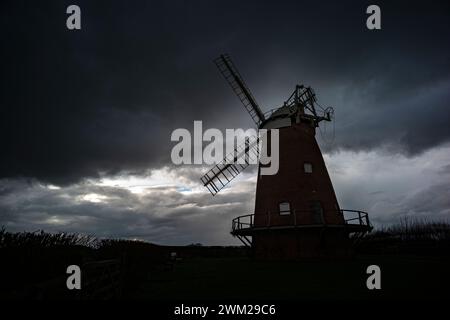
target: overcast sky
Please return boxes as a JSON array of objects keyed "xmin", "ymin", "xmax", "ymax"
[{"xmin": 1, "ymin": 0, "xmax": 449, "ymax": 245}]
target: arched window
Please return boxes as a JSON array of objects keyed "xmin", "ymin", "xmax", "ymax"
[{"xmin": 279, "ymin": 202, "xmax": 291, "ymax": 215}]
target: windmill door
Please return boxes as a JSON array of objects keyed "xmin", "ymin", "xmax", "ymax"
[{"xmin": 310, "ymin": 201, "xmax": 324, "ymax": 224}]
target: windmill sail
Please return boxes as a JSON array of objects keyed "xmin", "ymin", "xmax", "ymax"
[
  {"xmin": 214, "ymin": 54, "xmax": 265, "ymax": 127},
  {"xmin": 201, "ymin": 136, "xmax": 260, "ymax": 196}
]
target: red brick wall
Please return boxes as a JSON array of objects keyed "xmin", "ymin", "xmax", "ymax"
[
  {"xmin": 253, "ymin": 228, "xmax": 352, "ymax": 259},
  {"xmin": 254, "ymin": 121, "xmax": 343, "ymax": 227}
]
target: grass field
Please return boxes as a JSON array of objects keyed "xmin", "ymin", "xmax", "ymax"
[
  {"xmin": 132, "ymin": 255, "xmax": 450, "ymax": 300},
  {"xmin": 1, "ymin": 221, "xmax": 449, "ymax": 300}
]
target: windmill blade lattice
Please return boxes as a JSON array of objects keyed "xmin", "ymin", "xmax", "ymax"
[
  {"xmin": 201, "ymin": 136, "xmax": 260, "ymax": 196},
  {"xmin": 214, "ymin": 54, "xmax": 265, "ymax": 127}
]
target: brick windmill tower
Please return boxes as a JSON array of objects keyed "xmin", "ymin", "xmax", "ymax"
[{"xmin": 201, "ymin": 54, "xmax": 372, "ymax": 259}]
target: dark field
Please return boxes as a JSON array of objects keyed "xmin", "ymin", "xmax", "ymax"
[
  {"xmin": 1, "ymin": 220, "xmax": 450, "ymax": 300},
  {"xmin": 132, "ymin": 255, "xmax": 450, "ymax": 301}
]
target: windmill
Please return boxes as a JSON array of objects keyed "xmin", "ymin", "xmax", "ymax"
[{"xmin": 201, "ymin": 54, "xmax": 372, "ymax": 259}]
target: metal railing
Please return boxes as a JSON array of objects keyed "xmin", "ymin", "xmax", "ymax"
[
  {"xmin": 231, "ymin": 209, "xmax": 371, "ymax": 233},
  {"xmin": 342, "ymin": 209, "xmax": 371, "ymax": 228},
  {"xmin": 232, "ymin": 213, "xmax": 254, "ymax": 232}
]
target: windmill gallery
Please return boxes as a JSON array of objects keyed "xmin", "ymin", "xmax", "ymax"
[{"xmin": 179, "ymin": 54, "xmax": 373, "ymax": 259}]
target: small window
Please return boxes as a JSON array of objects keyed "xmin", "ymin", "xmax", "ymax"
[
  {"xmin": 279, "ymin": 202, "xmax": 291, "ymax": 215},
  {"xmin": 304, "ymin": 162, "xmax": 313, "ymax": 173}
]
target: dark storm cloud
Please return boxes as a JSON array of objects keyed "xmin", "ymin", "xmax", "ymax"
[
  {"xmin": 370, "ymin": 180, "xmax": 450, "ymax": 224},
  {"xmin": 1, "ymin": 0, "xmax": 450, "ymax": 185}
]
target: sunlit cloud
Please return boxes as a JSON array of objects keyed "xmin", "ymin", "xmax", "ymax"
[
  {"xmin": 80, "ymin": 193, "xmax": 110, "ymax": 203},
  {"xmin": 46, "ymin": 185, "xmax": 61, "ymax": 190}
]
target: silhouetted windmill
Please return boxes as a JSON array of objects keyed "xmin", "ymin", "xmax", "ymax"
[{"xmin": 201, "ymin": 54, "xmax": 372, "ymax": 259}]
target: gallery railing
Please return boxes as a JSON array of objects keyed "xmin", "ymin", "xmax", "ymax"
[{"xmin": 231, "ymin": 210, "xmax": 371, "ymax": 233}]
